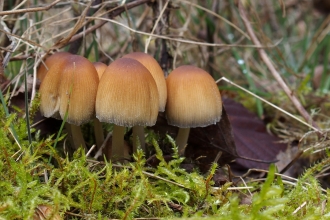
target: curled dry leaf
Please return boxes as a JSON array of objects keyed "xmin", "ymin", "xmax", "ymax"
[
  {"xmin": 33, "ymin": 205, "xmax": 61, "ymax": 220},
  {"xmin": 223, "ymin": 98, "xmax": 288, "ymax": 170}
]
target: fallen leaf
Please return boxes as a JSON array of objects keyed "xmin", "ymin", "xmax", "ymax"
[
  {"xmin": 152, "ymin": 104, "xmax": 238, "ymax": 172},
  {"xmin": 33, "ymin": 205, "xmax": 61, "ymax": 220},
  {"xmin": 223, "ymin": 98, "xmax": 288, "ymax": 170}
]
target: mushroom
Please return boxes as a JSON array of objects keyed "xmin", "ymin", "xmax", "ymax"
[
  {"xmin": 166, "ymin": 65, "xmax": 222, "ymax": 155},
  {"xmin": 37, "ymin": 51, "xmax": 72, "ymax": 82},
  {"xmin": 92, "ymin": 62, "xmax": 107, "ymax": 150},
  {"xmin": 96, "ymin": 57, "xmax": 159, "ymax": 160},
  {"xmin": 123, "ymin": 52, "xmax": 167, "ymax": 152},
  {"xmin": 39, "ymin": 55, "xmax": 99, "ymax": 151},
  {"xmin": 123, "ymin": 52, "xmax": 167, "ymax": 111}
]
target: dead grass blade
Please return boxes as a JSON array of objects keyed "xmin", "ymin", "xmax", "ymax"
[
  {"xmin": 88, "ymin": 16, "xmax": 280, "ymax": 49},
  {"xmin": 176, "ymin": 0, "xmax": 251, "ymax": 40},
  {"xmin": 237, "ymin": 1, "xmax": 321, "ymax": 134}
]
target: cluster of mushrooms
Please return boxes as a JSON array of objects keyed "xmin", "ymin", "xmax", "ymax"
[{"xmin": 37, "ymin": 51, "xmax": 222, "ymax": 162}]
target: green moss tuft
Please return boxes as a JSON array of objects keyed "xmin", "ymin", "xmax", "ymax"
[{"xmin": 0, "ymin": 98, "xmax": 330, "ymax": 219}]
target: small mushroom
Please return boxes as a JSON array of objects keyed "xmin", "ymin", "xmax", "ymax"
[
  {"xmin": 37, "ymin": 51, "xmax": 72, "ymax": 82},
  {"xmin": 123, "ymin": 52, "xmax": 167, "ymax": 153},
  {"xmin": 123, "ymin": 52, "xmax": 167, "ymax": 111},
  {"xmin": 166, "ymin": 65, "xmax": 222, "ymax": 155},
  {"xmin": 96, "ymin": 57, "xmax": 159, "ymax": 161},
  {"xmin": 92, "ymin": 62, "xmax": 108, "ymax": 150},
  {"xmin": 39, "ymin": 55, "xmax": 99, "ymax": 151}
]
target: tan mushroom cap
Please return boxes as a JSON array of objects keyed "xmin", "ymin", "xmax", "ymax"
[
  {"xmin": 123, "ymin": 52, "xmax": 167, "ymax": 112},
  {"xmin": 96, "ymin": 57, "xmax": 159, "ymax": 127},
  {"xmin": 93, "ymin": 62, "xmax": 107, "ymax": 79},
  {"xmin": 37, "ymin": 52, "xmax": 72, "ymax": 82},
  {"xmin": 166, "ymin": 65, "xmax": 222, "ymax": 128},
  {"xmin": 39, "ymin": 57, "xmax": 67, "ymax": 119},
  {"xmin": 39, "ymin": 55, "xmax": 99, "ymax": 125}
]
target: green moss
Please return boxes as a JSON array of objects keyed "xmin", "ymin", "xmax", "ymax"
[{"xmin": 0, "ymin": 98, "xmax": 330, "ymax": 219}]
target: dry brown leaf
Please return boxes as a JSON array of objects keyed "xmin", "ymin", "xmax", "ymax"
[
  {"xmin": 223, "ymin": 98, "xmax": 288, "ymax": 170},
  {"xmin": 33, "ymin": 205, "xmax": 61, "ymax": 220}
]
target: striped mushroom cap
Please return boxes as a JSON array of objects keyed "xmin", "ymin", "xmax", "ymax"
[
  {"xmin": 39, "ymin": 55, "xmax": 99, "ymax": 125},
  {"xmin": 96, "ymin": 57, "xmax": 159, "ymax": 127},
  {"xmin": 166, "ymin": 65, "xmax": 222, "ymax": 128},
  {"xmin": 37, "ymin": 52, "xmax": 72, "ymax": 82},
  {"xmin": 123, "ymin": 52, "xmax": 167, "ymax": 112}
]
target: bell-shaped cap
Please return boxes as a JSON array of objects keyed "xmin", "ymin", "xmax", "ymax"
[
  {"xmin": 166, "ymin": 65, "xmax": 222, "ymax": 128},
  {"xmin": 39, "ymin": 55, "xmax": 99, "ymax": 126},
  {"xmin": 123, "ymin": 52, "xmax": 167, "ymax": 112},
  {"xmin": 96, "ymin": 57, "xmax": 159, "ymax": 127},
  {"xmin": 37, "ymin": 52, "xmax": 72, "ymax": 82}
]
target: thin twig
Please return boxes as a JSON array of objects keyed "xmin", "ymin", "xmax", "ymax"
[
  {"xmin": 86, "ymin": 145, "xmax": 96, "ymax": 157},
  {"xmin": 145, "ymin": 0, "xmax": 170, "ymax": 53},
  {"xmin": 67, "ymin": 0, "xmax": 152, "ymax": 46},
  {"xmin": 237, "ymin": 1, "xmax": 320, "ymax": 133},
  {"xmin": 172, "ymin": 6, "xmax": 191, "ymax": 69},
  {"xmin": 176, "ymin": 0, "xmax": 251, "ymax": 40},
  {"xmin": 0, "ymin": 0, "xmax": 62, "ymax": 16},
  {"xmin": 216, "ymin": 77, "xmax": 319, "ymax": 132},
  {"xmin": 0, "ymin": 29, "xmax": 46, "ymax": 50},
  {"xmin": 88, "ymin": 16, "xmax": 281, "ymax": 49},
  {"xmin": 292, "ymin": 201, "xmax": 307, "ymax": 214},
  {"xmin": 93, "ymin": 131, "xmax": 112, "ymax": 159}
]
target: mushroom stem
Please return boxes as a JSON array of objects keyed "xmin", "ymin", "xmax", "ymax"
[
  {"xmin": 65, "ymin": 123, "xmax": 87, "ymax": 151},
  {"xmin": 93, "ymin": 118, "xmax": 104, "ymax": 150},
  {"xmin": 175, "ymin": 127, "xmax": 190, "ymax": 156},
  {"xmin": 111, "ymin": 125, "xmax": 126, "ymax": 160},
  {"xmin": 132, "ymin": 125, "xmax": 145, "ymax": 154}
]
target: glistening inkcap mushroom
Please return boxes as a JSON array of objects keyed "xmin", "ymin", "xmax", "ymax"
[
  {"xmin": 96, "ymin": 57, "xmax": 159, "ymax": 161},
  {"xmin": 123, "ymin": 52, "xmax": 167, "ymax": 111},
  {"xmin": 92, "ymin": 62, "xmax": 108, "ymax": 150},
  {"xmin": 123, "ymin": 52, "xmax": 167, "ymax": 152},
  {"xmin": 37, "ymin": 51, "xmax": 72, "ymax": 82},
  {"xmin": 166, "ymin": 65, "xmax": 222, "ymax": 155},
  {"xmin": 39, "ymin": 54, "xmax": 99, "ymax": 150}
]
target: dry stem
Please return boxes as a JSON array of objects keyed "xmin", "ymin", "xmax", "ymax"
[
  {"xmin": 237, "ymin": 1, "xmax": 321, "ymax": 133},
  {"xmin": 0, "ymin": 0, "xmax": 62, "ymax": 16}
]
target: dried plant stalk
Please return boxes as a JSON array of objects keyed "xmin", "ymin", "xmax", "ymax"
[{"xmin": 237, "ymin": 1, "xmax": 321, "ymax": 134}]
